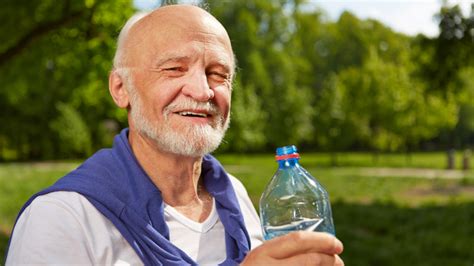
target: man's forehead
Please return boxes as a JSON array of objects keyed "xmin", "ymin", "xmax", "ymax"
[
  {"xmin": 123, "ymin": 6, "xmax": 234, "ymax": 68},
  {"xmin": 151, "ymin": 43, "xmax": 233, "ymax": 70},
  {"xmin": 129, "ymin": 5, "xmax": 229, "ymax": 42}
]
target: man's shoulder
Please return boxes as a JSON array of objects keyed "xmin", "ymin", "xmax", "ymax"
[
  {"xmin": 8, "ymin": 192, "xmax": 141, "ymax": 265},
  {"xmin": 26, "ymin": 191, "xmax": 101, "ymax": 220},
  {"xmin": 49, "ymin": 147, "xmax": 125, "ymax": 195},
  {"xmin": 31, "ymin": 191, "xmax": 92, "ymax": 207},
  {"xmin": 18, "ymin": 191, "xmax": 122, "ymax": 245}
]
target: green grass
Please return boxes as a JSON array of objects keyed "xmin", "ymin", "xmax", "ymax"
[
  {"xmin": 332, "ymin": 201, "xmax": 474, "ymax": 266},
  {"xmin": 218, "ymin": 153, "xmax": 474, "ymax": 265},
  {"xmin": 217, "ymin": 151, "xmax": 473, "ymax": 169},
  {"xmin": 0, "ymin": 162, "xmax": 81, "ymax": 262},
  {"xmin": 216, "ymin": 153, "xmax": 474, "ymax": 207},
  {"xmin": 1, "ymin": 153, "xmax": 474, "ymax": 265}
]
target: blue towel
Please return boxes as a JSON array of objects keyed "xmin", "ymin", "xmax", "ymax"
[{"xmin": 10, "ymin": 128, "xmax": 250, "ymax": 265}]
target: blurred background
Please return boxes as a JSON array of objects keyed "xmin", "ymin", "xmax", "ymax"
[{"xmin": 0, "ymin": 0, "xmax": 473, "ymax": 265}]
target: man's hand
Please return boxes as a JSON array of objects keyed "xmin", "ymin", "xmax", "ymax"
[{"xmin": 242, "ymin": 231, "xmax": 344, "ymax": 265}]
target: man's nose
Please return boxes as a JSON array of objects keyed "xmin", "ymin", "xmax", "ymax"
[{"xmin": 181, "ymin": 70, "xmax": 215, "ymax": 102}]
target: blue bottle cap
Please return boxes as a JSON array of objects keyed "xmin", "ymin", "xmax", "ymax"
[{"xmin": 276, "ymin": 145, "xmax": 298, "ymax": 156}]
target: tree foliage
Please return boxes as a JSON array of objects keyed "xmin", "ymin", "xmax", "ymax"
[
  {"xmin": 0, "ymin": 0, "xmax": 473, "ymax": 160},
  {"xmin": 0, "ymin": 0, "xmax": 134, "ymax": 160}
]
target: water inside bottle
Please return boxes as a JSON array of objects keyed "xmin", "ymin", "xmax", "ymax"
[{"xmin": 263, "ymin": 218, "xmax": 324, "ymax": 240}]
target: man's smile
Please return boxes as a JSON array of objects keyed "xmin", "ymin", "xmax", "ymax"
[{"xmin": 176, "ymin": 110, "xmax": 210, "ymax": 118}]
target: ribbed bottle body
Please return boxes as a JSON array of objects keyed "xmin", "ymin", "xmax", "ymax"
[{"xmin": 259, "ymin": 146, "xmax": 335, "ymax": 240}]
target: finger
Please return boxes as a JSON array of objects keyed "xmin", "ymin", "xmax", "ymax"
[
  {"xmin": 335, "ymin": 255, "xmax": 344, "ymax": 266},
  {"xmin": 279, "ymin": 253, "xmax": 341, "ymax": 266},
  {"xmin": 263, "ymin": 231, "xmax": 343, "ymax": 259}
]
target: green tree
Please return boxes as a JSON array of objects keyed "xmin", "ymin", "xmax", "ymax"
[
  {"xmin": 209, "ymin": 0, "xmax": 313, "ymax": 151},
  {"xmin": 293, "ymin": 6, "xmax": 414, "ymax": 156},
  {"xmin": 452, "ymin": 67, "xmax": 474, "ymax": 148},
  {"xmin": 417, "ymin": 4, "xmax": 474, "ymax": 95},
  {"xmin": 220, "ymin": 78, "xmax": 267, "ymax": 152},
  {"xmin": 0, "ymin": 0, "xmax": 134, "ymax": 160},
  {"xmin": 50, "ymin": 102, "xmax": 92, "ymax": 157},
  {"xmin": 332, "ymin": 48, "xmax": 457, "ymax": 155},
  {"xmin": 414, "ymin": 3, "xmax": 474, "ymax": 149}
]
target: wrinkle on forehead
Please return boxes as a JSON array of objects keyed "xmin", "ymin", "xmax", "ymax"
[{"xmin": 121, "ymin": 5, "xmax": 234, "ymax": 68}]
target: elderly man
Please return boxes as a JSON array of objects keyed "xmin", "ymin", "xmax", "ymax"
[{"xmin": 6, "ymin": 5, "xmax": 343, "ymax": 265}]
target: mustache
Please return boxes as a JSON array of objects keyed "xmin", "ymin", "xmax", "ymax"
[{"xmin": 164, "ymin": 98, "xmax": 221, "ymax": 116}]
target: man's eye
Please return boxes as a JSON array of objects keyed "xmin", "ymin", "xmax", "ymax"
[
  {"xmin": 208, "ymin": 72, "xmax": 229, "ymax": 80},
  {"xmin": 160, "ymin": 67, "xmax": 186, "ymax": 77},
  {"xmin": 164, "ymin": 67, "xmax": 183, "ymax": 71}
]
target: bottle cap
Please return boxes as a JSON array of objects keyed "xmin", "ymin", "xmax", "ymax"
[{"xmin": 275, "ymin": 145, "xmax": 300, "ymax": 160}]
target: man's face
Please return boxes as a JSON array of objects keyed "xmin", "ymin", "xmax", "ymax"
[{"xmin": 121, "ymin": 7, "xmax": 233, "ymax": 157}]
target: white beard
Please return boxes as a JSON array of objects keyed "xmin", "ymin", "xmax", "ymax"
[{"xmin": 123, "ymin": 70, "xmax": 229, "ymax": 157}]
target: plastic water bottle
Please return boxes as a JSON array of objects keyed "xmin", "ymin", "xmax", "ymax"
[{"xmin": 259, "ymin": 145, "xmax": 335, "ymax": 240}]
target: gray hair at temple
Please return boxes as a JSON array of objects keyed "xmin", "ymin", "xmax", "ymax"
[{"xmin": 112, "ymin": 11, "xmax": 151, "ymax": 69}]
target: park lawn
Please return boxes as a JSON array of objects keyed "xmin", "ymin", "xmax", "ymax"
[
  {"xmin": 0, "ymin": 162, "xmax": 80, "ymax": 232},
  {"xmin": 216, "ymin": 153, "xmax": 474, "ymax": 207},
  {"xmin": 216, "ymin": 153, "xmax": 474, "ymax": 265},
  {"xmin": 1, "ymin": 152, "xmax": 473, "ymax": 264},
  {"xmin": 217, "ymin": 151, "xmax": 473, "ymax": 169}
]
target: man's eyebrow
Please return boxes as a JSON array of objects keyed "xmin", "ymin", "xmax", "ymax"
[
  {"xmin": 209, "ymin": 56, "xmax": 233, "ymax": 72},
  {"xmin": 152, "ymin": 55, "xmax": 190, "ymax": 68},
  {"xmin": 151, "ymin": 54, "xmax": 234, "ymax": 74},
  {"xmin": 208, "ymin": 62, "xmax": 232, "ymax": 76}
]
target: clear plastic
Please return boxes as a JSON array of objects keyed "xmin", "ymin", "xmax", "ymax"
[{"xmin": 259, "ymin": 145, "xmax": 335, "ymax": 240}]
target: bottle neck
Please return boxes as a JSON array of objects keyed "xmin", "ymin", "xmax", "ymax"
[{"xmin": 277, "ymin": 158, "xmax": 300, "ymax": 169}]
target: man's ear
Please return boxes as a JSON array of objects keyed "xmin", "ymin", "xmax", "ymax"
[{"xmin": 109, "ymin": 71, "xmax": 130, "ymax": 108}]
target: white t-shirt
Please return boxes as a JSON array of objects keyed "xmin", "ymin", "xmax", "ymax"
[{"xmin": 6, "ymin": 175, "xmax": 263, "ymax": 265}]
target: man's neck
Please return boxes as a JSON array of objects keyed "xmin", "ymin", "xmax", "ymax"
[{"xmin": 128, "ymin": 130, "xmax": 213, "ymax": 222}]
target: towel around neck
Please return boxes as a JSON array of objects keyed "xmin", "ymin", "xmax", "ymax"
[{"xmin": 11, "ymin": 128, "xmax": 251, "ymax": 265}]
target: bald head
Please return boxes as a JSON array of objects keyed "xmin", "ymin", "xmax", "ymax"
[{"xmin": 113, "ymin": 5, "xmax": 234, "ymax": 71}]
